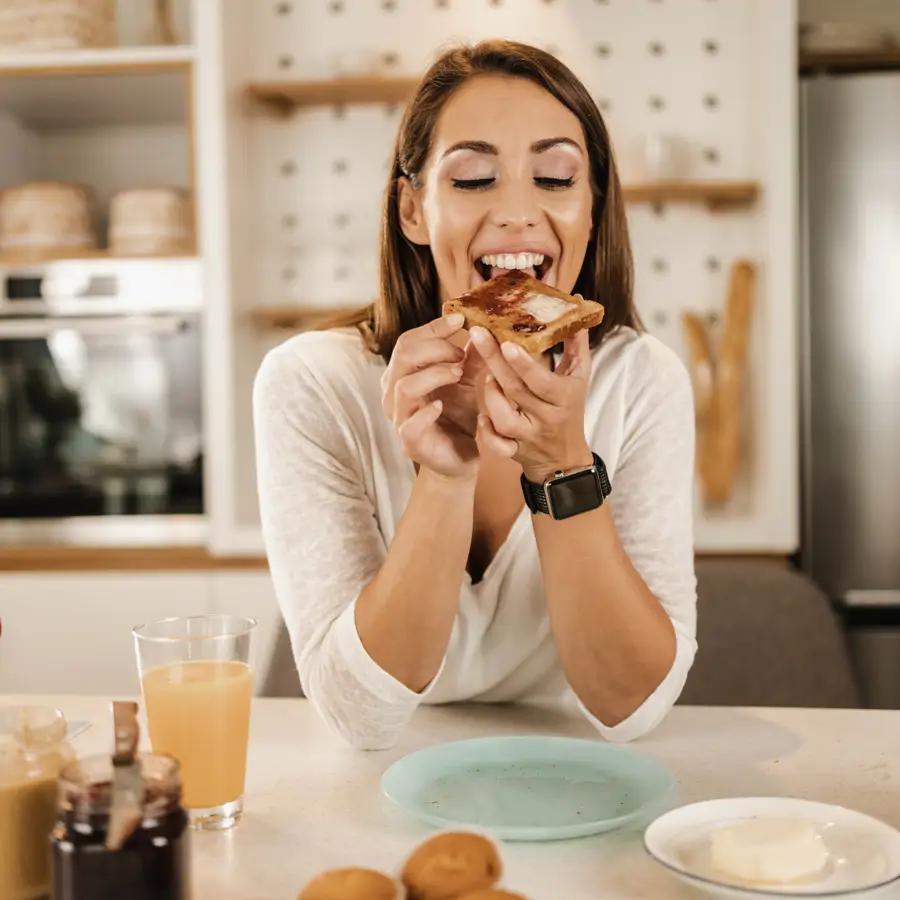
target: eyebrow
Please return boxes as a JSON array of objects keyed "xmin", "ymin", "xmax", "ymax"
[{"xmin": 441, "ymin": 137, "xmax": 582, "ymax": 159}]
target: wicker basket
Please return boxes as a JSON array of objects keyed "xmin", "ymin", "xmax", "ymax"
[
  {"xmin": 0, "ymin": 181, "xmax": 98, "ymax": 261},
  {"xmin": 0, "ymin": 0, "xmax": 117, "ymax": 51},
  {"xmin": 108, "ymin": 187, "xmax": 194, "ymax": 257}
]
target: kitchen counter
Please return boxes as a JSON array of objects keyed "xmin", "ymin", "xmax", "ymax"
[{"xmin": 17, "ymin": 695, "xmax": 898, "ymax": 900}]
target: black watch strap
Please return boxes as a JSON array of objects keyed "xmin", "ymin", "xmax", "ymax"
[{"xmin": 521, "ymin": 452, "xmax": 611, "ymax": 516}]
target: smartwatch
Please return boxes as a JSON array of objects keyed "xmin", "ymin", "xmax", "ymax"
[{"xmin": 520, "ymin": 453, "xmax": 612, "ymax": 520}]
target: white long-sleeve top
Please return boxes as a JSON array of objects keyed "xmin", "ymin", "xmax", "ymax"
[{"xmin": 252, "ymin": 324, "xmax": 698, "ymax": 750}]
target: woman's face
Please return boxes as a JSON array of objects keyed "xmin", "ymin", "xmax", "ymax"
[{"xmin": 399, "ymin": 75, "xmax": 595, "ymax": 303}]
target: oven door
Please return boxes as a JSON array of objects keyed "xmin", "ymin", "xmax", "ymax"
[{"xmin": 0, "ymin": 261, "xmax": 204, "ymax": 528}]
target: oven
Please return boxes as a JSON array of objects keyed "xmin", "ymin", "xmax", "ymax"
[{"xmin": 0, "ymin": 258, "xmax": 204, "ymax": 540}]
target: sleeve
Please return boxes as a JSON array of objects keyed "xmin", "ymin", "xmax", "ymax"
[
  {"xmin": 252, "ymin": 343, "xmax": 438, "ymax": 750},
  {"xmin": 580, "ymin": 339, "xmax": 699, "ymax": 742}
]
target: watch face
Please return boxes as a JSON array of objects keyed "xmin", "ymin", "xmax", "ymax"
[{"xmin": 546, "ymin": 469, "xmax": 602, "ymax": 519}]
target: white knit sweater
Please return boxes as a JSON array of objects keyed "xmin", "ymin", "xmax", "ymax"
[{"xmin": 253, "ymin": 324, "xmax": 698, "ymax": 750}]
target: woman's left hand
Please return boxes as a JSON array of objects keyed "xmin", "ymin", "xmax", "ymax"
[{"xmin": 469, "ymin": 324, "xmax": 594, "ymax": 482}]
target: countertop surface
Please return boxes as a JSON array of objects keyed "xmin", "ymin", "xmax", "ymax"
[{"xmin": 13, "ymin": 696, "xmax": 899, "ymax": 899}]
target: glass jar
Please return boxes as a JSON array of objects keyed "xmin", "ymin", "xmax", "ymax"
[
  {"xmin": 0, "ymin": 706, "xmax": 75, "ymax": 900},
  {"xmin": 50, "ymin": 753, "xmax": 190, "ymax": 900}
]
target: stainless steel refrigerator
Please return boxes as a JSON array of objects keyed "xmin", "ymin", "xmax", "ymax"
[{"xmin": 800, "ymin": 72, "xmax": 900, "ymax": 707}]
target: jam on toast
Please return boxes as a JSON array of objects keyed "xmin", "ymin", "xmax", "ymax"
[{"xmin": 442, "ymin": 269, "xmax": 605, "ymax": 354}]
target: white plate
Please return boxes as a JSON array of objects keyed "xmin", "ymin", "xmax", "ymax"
[{"xmin": 643, "ymin": 798, "xmax": 900, "ymax": 899}]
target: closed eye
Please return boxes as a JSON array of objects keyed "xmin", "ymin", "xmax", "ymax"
[
  {"xmin": 535, "ymin": 176, "xmax": 574, "ymax": 189},
  {"xmin": 452, "ymin": 177, "xmax": 495, "ymax": 190}
]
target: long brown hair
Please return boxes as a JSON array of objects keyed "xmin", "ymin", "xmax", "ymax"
[{"xmin": 328, "ymin": 39, "xmax": 640, "ymax": 361}]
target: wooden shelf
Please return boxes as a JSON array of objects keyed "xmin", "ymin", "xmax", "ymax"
[
  {"xmin": 0, "ymin": 46, "xmax": 193, "ymax": 127},
  {"xmin": 252, "ymin": 305, "xmax": 360, "ymax": 331},
  {"xmin": 246, "ymin": 76, "xmax": 419, "ymax": 114},
  {"xmin": 0, "ymin": 249, "xmax": 197, "ymax": 267},
  {"xmin": 799, "ymin": 49, "xmax": 900, "ymax": 76},
  {"xmin": 0, "ymin": 45, "xmax": 194, "ymax": 76},
  {"xmin": 622, "ymin": 180, "xmax": 760, "ymax": 210}
]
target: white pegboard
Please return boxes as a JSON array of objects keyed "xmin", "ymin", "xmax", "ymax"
[{"xmin": 212, "ymin": 0, "xmax": 798, "ymax": 552}]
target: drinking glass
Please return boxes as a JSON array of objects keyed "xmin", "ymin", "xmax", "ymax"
[{"xmin": 133, "ymin": 614, "xmax": 256, "ymax": 831}]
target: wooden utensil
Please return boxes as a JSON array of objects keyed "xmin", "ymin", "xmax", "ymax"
[
  {"xmin": 683, "ymin": 259, "xmax": 755, "ymax": 506},
  {"xmin": 150, "ymin": 0, "xmax": 177, "ymax": 45}
]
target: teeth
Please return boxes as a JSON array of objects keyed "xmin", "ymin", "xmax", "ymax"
[{"xmin": 479, "ymin": 252, "xmax": 546, "ymax": 270}]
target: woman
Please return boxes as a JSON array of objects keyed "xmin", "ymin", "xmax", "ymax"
[{"xmin": 253, "ymin": 39, "xmax": 697, "ymax": 750}]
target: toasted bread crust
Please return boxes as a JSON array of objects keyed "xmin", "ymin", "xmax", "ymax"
[{"xmin": 442, "ymin": 271, "xmax": 604, "ymax": 354}]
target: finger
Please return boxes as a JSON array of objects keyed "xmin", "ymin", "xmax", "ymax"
[
  {"xmin": 483, "ymin": 373, "xmax": 525, "ymax": 438},
  {"xmin": 469, "ymin": 327, "xmax": 553, "ymax": 414},
  {"xmin": 499, "ymin": 340, "xmax": 569, "ymax": 404},
  {"xmin": 476, "ymin": 413, "xmax": 518, "ymax": 459},
  {"xmin": 557, "ymin": 328, "xmax": 590, "ymax": 378},
  {"xmin": 393, "ymin": 328, "xmax": 466, "ymax": 372},
  {"xmin": 428, "ymin": 311, "xmax": 467, "ymax": 340},
  {"xmin": 397, "ymin": 398, "xmax": 443, "ymax": 450},
  {"xmin": 459, "ymin": 338, "xmax": 488, "ymax": 386},
  {"xmin": 394, "ymin": 363, "xmax": 463, "ymax": 420}
]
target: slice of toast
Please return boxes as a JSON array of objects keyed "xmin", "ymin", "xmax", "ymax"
[{"xmin": 442, "ymin": 269, "xmax": 604, "ymax": 354}]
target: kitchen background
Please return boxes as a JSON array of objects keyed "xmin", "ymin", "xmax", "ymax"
[{"xmin": 0, "ymin": 0, "xmax": 897, "ymax": 708}]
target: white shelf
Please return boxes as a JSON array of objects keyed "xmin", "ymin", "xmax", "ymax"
[{"xmin": 0, "ymin": 46, "xmax": 194, "ymax": 128}]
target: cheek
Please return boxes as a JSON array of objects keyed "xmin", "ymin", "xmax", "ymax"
[
  {"xmin": 423, "ymin": 187, "xmax": 483, "ymax": 262},
  {"xmin": 550, "ymin": 187, "xmax": 593, "ymax": 236}
]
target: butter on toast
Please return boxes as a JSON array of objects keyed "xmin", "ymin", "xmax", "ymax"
[{"xmin": 442, "ymin": 269, "xmax": 604, "ymax": 354}]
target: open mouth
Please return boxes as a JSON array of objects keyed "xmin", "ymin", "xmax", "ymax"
[{"xmin": 475, "ymin": 251, "xmax": 553, "ymax": 284}]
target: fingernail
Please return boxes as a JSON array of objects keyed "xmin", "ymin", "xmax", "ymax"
[
  {"xmin": 445, "ymin": 313, "xmax": 465, "ymax": 328},
  {"xmin": 451, "ymin": 365, "xmax": 463, "ymax": 377},
  {"xmin": 470, "ymin": 327, "xmax": 488, "ymax": 345},
  {"xmin": 485, "ymin": 373, "xmax": 494, "ymax": 385},
  {"xmin": 501, "ymin": 342, "xmax": 524, "ymax": 360}
]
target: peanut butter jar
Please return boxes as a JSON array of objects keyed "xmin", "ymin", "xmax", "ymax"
[{"xmin": 0, "ymin": 707, "xmax": 75, "ymax": 900}]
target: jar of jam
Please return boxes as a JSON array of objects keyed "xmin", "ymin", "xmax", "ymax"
[
  {"xmin": 50, "ymin": 703, "xmax": 190, "ymax": 900},
  {"xmin": 0, "ymin": 706, "xmax": 75, "ymax": 900}
]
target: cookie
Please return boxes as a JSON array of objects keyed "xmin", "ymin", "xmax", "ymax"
[
  {"xmin": 402, "ymin": 832, "xmax": 502, "ymax": 900},
  {"xmin": 298, "ymin": 867, "xmax": 403, "ymax": 900}
]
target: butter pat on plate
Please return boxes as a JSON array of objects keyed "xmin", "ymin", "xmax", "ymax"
[
  {"xmin": 643, "ymin": 796, "xmax": 900, "ymax": 898},
  {"xmin": 710, "ymin": 817, "xmax": 829, "ymax": 884}
]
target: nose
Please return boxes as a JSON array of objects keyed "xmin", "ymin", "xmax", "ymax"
[{"xmin": 490, "ymin": 179, "xmax": 540, "ymax": 229}]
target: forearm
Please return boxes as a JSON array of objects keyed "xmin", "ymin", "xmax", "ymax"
[
  {"xmin": 354, "ymin": 467, "xmax": 475, "ymax": 692},
  {"xmin": 534, "ymin": 504, "xmax": 677, "ymax": 726}
]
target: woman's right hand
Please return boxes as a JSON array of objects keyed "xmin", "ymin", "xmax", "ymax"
[{"xmin": 381, "ymin": 313, "xmax": 480, "ymax": 480}]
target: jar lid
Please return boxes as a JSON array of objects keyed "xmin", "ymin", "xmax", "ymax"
[{"xmin": 58, "ymin": 753, "xmax": 182, "ymax": 817}]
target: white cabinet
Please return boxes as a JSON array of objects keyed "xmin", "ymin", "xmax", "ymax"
[
  {"xmin": 0, "ymin": 570, "xmax": 285, "ymax": 698},
  {"xmin": 0, "ymin": 572, "xmax": 213, "ymax": 696}
]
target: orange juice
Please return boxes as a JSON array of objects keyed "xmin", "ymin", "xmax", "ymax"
[{"xmin": 141, "ymin": 659, "xmax": 253, "ymax": 809}]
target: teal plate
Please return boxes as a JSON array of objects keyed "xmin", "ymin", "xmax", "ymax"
[{"xmin": 381, "ymin": 735, "xmax": 675, "ymax": 842}]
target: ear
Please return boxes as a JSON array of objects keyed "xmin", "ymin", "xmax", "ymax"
[{"xmin": 397, "ymin": 176, "xmax": 429, "ymax": 246}]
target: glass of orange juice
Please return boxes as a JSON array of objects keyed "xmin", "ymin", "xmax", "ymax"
[{"xmin": 133, "ymin": 614, "xmax": 256, "ymax": 831}]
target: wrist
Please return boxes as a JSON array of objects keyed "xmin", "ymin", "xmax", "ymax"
[
  {"xmin": 418, "ymin": 465, "xmax": 478, "ymax": 494},
  {"xmin": 522, "ymin": 444, "xmax": 594, "ymax": 484}
]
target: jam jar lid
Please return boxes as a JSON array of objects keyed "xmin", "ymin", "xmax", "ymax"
[
  {"xmin": 57, "ymin": 753, "xmax": 183, "ymax": 818},
  {"xmin": 0, "ymin": 706, "xmax": 69, "ymax": 785}
]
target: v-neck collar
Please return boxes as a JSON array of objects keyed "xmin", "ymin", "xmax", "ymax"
[{"xmin": 463, "ymin": 503, "xmax": 530, "ymax": 590}]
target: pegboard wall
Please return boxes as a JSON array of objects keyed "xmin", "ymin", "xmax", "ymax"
[{"xmin": 219, "ymin": 0, "xmax": 798, "ymax": 552}]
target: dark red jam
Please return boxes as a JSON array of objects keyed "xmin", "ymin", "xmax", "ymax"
[{"xmin": 50, "ymin": 754, "xmax": 190, "ymax": 900}]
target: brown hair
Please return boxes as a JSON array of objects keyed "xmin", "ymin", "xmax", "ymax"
[{"xmin": 327, "ymin": 38, "xmax": 640, "ymax": 361}]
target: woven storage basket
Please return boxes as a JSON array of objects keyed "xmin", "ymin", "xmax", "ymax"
[
  {"xmin": 0, "ymin": 0, "xmax": 117, "ymax": 51},
  {"xmin": 0, "ymin": 181, "xmax": 98, "ymax": 261},
  {"xmin": 108, "ymin": 187, "xmax": 194, "ymax": 257}
]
